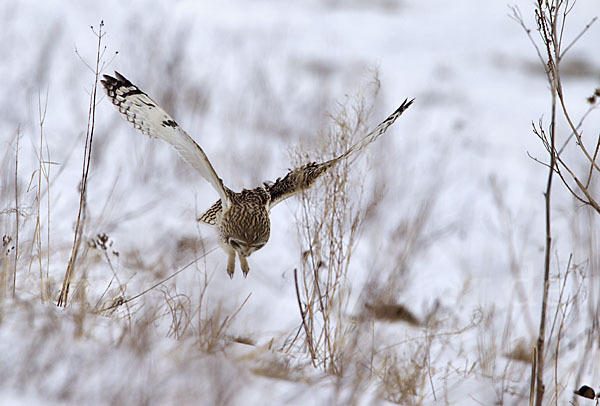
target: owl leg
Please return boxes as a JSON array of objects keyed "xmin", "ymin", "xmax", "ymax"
[
  {"xmin": 239, "ymin": 254, "xmax": 250, "ymax": 278},
  {"xmin": 226, "ymin": 250, "xmax": 236, "ymax": 279},
  {"xmin": 219, "ymin": 240, "xmax": 236, "ymax": 279}
]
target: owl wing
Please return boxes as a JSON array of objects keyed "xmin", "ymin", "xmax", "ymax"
[
  {"xmin": 101, "ymin": 72, "xmax": 231, "ymax": 208},
  {"xmin": 266, "ymin": 98, "xmax": 414, "ymax": 210}
]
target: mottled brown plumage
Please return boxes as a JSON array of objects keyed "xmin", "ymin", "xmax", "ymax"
[{"xmin": 102, "ymin": 71, "xmax": 413, "ymax": 278}]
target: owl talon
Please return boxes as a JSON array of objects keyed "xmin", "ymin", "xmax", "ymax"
[
  {"xmin": 239, "ymin": 255, "xmax": 250, "ymax": 278},
  {"xmin": 227, "ymin": 251, "xmax": 236, "ymax": 279}
]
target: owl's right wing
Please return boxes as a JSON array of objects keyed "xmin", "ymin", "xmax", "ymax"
[
  {"xmin": 101, "ymin": 72, "xmax": 231, "ymax": 208},
  {"xmin": 266, "ymin": 98, "xmax": 414, "ymax": 210}
]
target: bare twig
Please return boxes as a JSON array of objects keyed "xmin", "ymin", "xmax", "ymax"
[
  {"xmin": 534, "ymin": 2, "xmax": 557, "ymax": 403},
  {"xmin": 513, "ymin": 1, "xmax": 599, "ymax": 404},
  {"xmin": 293, "ymin": 268, "xmax": 317, "ymax": 365},
  {"xmin": 560, "ymin": 16, "xmax": 597, "ymax": 59},
  {"xmin": 58, "ymin": 21, "xmax": 105, "ymax": 307},
  {"xmin": 13, "ymin": 126, "xmax": 20, "ymax": 298},
  {"xmin": 556, "ymin": 103, "xmax": 599, "ymax": 155},
  {"xmin": 529, "ymin": 345, "xmax": 537, "ymax": 406},
  {"xmin": 31, "ymin": 89, "xmax": 50, "ymax": 303},
  {"xmin": 98, "ymin": 247, "xmax": 217, "ymax": 312},
  {"xmin": 290, "ymin": 79, "xmax": 388, "ymax": 377},
  {"xmin": 552, "ymin": 254, "xmax": 572, "ymax": 406}
]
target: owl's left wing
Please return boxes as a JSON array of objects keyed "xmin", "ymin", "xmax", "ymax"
[
  {"xmin": 101, "ymin": 72, "xmax": 231, "ymax": 208},
  {"xmin": 267, "ymin": 98, "xmax": 413, "ymax": 210}
]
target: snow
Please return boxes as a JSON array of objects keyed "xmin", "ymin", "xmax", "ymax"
[{"xmin": 1, "ymin": 0, "xmax": 599, "ymax": 404}]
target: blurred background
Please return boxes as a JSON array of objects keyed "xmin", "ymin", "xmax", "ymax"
[{"xmin": 0, "ymin": 0, "xmax": 599, "ymax": 404}]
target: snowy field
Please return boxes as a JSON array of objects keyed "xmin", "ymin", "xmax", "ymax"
[{"xmin": 1, "ymin": 0, "xmax": 599, "ymax": 404}]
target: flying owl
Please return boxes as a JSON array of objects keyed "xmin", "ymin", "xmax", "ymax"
[{"xmin": 101, "ymin": 72, "xmax": 413, "ymax": 278}]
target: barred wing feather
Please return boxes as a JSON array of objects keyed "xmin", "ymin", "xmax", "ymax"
[
  {"xmin": 267, "ymin": 98, "xmax": 414, "ymax": 209},
  {"xmin": 101, "ymin": 72, "xmax": 231, "ymax": 208}
]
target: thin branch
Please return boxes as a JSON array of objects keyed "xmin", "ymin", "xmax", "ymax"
[
  {"xmin": 585, "ymin": 134, "xmax": 600, "ymax": 188},
  {"xmin": 99, "ymin": 247, "xmax": 217, "ymax": 312},
  {"xmin": 556, "ymin": 89, "xmax": 600, "ymax": 173},
  {"xmin": 526, "ymin": 151, "xmax": 553, "ymax": 170},
  {"xmin": 35, "ymin": 89, "xmax": 49, "ymax": 303},
  {"xmin": 553, "ymin": 163, "xmax": 589, "ymax": 206},
  {"xmin": 509, "ymin": 6, "xmax": 548, "ymax": 71},
  {"xmin": 560, "ymin": 16, "xmax": 597, "ymax": 59},
  {"xmin": 557, "ymin": 102, "xmax": 599, "ymax": 154},
  {"xmin": 294, "ymin": 268, "xmax": 317, "ymax": 365},
  {"xmin": 58, "ymin": 21, "xmax": 105, "ymax": 307},
  {"xmin": 534, "ymin": 2, "xmax": 558, "ymax": 404},
  {"xmin": 552, "ymin": 137, "xmax": 600, "ymax": 212},
  {"xmin": 13, "ymin": 126, "xmax": 20, "ymax": 298}
]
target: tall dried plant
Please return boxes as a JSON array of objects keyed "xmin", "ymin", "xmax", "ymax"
[
  {"xmin": 511, "ymin": 1, "xmax": 598, "ymax": 404},
  {"xmin": 288, "ymin": 76, "xmax": 382, "ymax": 374},
  {"xmin": 58, "ymin": 21, "xmax": 106, "ymax": 307}
]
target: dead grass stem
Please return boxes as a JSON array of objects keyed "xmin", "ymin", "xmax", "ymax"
[
  {"xmin": 512, "ymin": 2, "xmax": 599, "ymax": 404},
  {"xmin": 58, "ymin": 21, "xmax": 105, "ymax": 307}
]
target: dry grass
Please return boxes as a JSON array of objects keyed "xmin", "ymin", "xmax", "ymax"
[
  {"xmin": 286, "ymin": 76, "xmax": 379, "ymax": 373},
  {"xmin": 512, "ymin": 1, "xmax": 600, "ymax": 404},
  {"xmin": 278, "ymin": 76, "xmax": 443, "ymax": 404},
  {"xmin": 57, "ymin": 22, "xmax": 106, "ymax": 307},
  {"xmin": 1, "ymin": 3, "xmax": 599, "ymax": 404},
  {"xmin": 0, "ymin": 20, "xmax": 257, "ymax": 404}
]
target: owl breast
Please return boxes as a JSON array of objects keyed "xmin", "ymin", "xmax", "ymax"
[{"xmin": 217, "ymin": 187, "xmax": 271, "ymax": 246}]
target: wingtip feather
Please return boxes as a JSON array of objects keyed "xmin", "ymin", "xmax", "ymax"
[
  {"xmin": 114, "ymin": 71, "xmax": 129, "ymax": 83},
  {"xmin": 396, "ymin": 97, "xmax": 415, "ymax": 114}
]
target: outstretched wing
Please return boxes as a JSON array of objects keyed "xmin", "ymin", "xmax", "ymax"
[
  {"xmin": 267, "ymin": 98, "xmax": 414, "ymax": 210},
  {"xmin": 101, "ymin": 72, "xmax": 230, "ymax": 207}
]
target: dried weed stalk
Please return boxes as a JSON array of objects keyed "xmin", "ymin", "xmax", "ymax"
[
  {"xmin": 287, "ymin": 77, "xmax": 380, "ymax": 374},
  {"xmin": 28, "ymin": 92, "xmax": 52, "ymax": 303},
  {"xmin": 58, "ymin": 21, "xmax": 106, "ymax": 306},
  {"xmin": 511, "ymin": 1, "xmax": 598, "ymax": 404},
  {"xmin": 12, "ymin": 127, "xmax": 20, "ymax": 298}
]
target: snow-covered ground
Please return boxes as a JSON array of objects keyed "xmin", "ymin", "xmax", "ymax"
[{"xmin": 1, "ymin": 0, "xmax": 599, "ymax": 404}]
